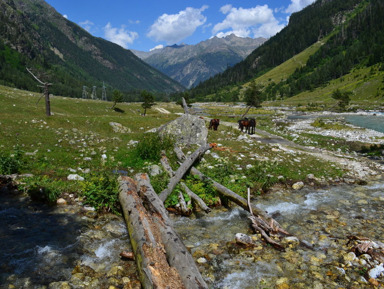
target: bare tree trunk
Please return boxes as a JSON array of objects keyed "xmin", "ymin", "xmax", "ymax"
[
  {"xmin": 240, "ymin": 105, "xmax": 251, "ymax": 119},
  {"xmin": 174, "ymin": 146, "xmax": 286, "ymax": 225},
  {"xmin": 135, "ymin": 173, "xmax": 208, "ymax": 289},
  {"xmin": 26, "ymin": 67, "xmax": 52, "ymax": 116},
  {"xmin": 119, "ymin": 176, "xmax": 185, "ymax": 289},
  {"xmin": 182, "ymin": 97, "xmax": 189, "ymax": 114},
  {"xmin": 44, "ymin": 84, "xmax": 51, "ymax": 116},
  {"xmin": 160, "ymin": 154, "xmax": 210, "ymax": 213},
  {"xmin": 159, "ymin": 143, "xmax": 211, "ymax": 202}
]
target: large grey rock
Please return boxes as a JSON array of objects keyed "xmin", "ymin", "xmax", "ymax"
[{"xmin": 159, "ymin": 114, "xmax": 208, "ymax": 145}]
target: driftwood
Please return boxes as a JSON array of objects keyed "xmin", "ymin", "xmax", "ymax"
[
  {"xmin": 159, "ymin": 143, "xmax": 212, "ymax": 202},
  {"xmin": 180, "ymin": 182, "xmax": 211, "ymax": 213},
  {"xmin": 135, "ymin": 173, "xmax": 208, "ymax": 289},
  {"xmin": 174, "ymin": 146, "xmax": 279, "ymax": 222},
  {"xmin": 174, "ymin": 146, "xmax": 293, "ymax": 249},
  {"xmin": 119, "ymin": 176, "xmax": 185, "ymax": 289},
  {"xmin": 160, "ymin": 154, "xmax": 211, "ymax": 213},
  {"xmin": 182, "ymin": 97, "xmax": 189, "ymax": 114}
]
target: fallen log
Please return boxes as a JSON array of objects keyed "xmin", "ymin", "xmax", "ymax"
[
  {"xmin": 159, "ymin": 143, "xmax": 211, "ymax": 202},
  {"xmin": 160, "ymin": 154, "xmax": 210, "ymax": 213},
  {"xmin": 180, "ymin": 182, "xmax": 211, "ymax": 213},
  {"xmin": 135, "ymin": 173, "xmax": 208, "ymax": 289},
  {"xmin": 174, "ymin": 146, "xmax": 291, "ymax": 239},
  {"xmin": 178, "ymin": 191, "xmax": 191, "ymax": 215},
  {"xmin": 174, "ymin": 146, "xmax": 273, "ymax": 221},
  {"xmin": 119, "ymin": 176, "xmax": 185, "ymax": 289}
]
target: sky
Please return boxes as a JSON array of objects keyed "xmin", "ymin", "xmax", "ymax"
[{"xmin": 44, "ymin": 0, "xmax": 316, "ymax": 52}]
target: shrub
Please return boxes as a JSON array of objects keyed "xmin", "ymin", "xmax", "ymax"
[
  {"xmin": 0, "ymin": 146, "xmax": 23, "ymax": 174},
  {"xmin": 135, "ymin": 133, "xmax": 174, "ymax": 162},
  {"xmin": 80, "ymin": 172, "xmax": 120, "ymax": 214},
  {"xmin": 20, "ymin": 175, "xmax": 61, "ymax": 204}
]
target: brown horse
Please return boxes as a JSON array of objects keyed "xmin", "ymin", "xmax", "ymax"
[
  {"xmin": 209, "ymin": 119, "xmax": 220, "ymax": 130},
  {"xmin": 238, "ymin": 118, "xmax": 256, "ymax": 134}
]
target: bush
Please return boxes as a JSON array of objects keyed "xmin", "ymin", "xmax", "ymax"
[
  {"xmin": 0, "ymin": 146, "xmax": 23, "ymax": 174},
  {"xmin": 20, "ymin": 175, "xmax": 61, "ymax": 204},
  {"xmin": 80, "ymin": 172, "xmax": 120, "ymax": 214},
  {"xmin": 135, "ymin": 133, "xmax": 174, "ymax": 162}
]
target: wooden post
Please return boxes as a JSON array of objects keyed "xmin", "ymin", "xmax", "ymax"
[{"xmin": 26, "ymin": 67, "xmax": 52, "ymax": 116}]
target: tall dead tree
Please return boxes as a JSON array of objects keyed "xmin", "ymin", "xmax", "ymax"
[{"xmin": 26, "ymin": 67, "xmax": 52, "ymax": 116}]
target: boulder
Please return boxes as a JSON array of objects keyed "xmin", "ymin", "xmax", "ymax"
[{"xmin": 159, "ymin": 114, "xmax": 208, "ymax": 145}]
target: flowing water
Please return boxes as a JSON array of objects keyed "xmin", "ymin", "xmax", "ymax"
[
  {"xmin": 2, "ymin": 178, "xmax": 384, "ymax": 288},
  {"xmin": 173, "ymin": 177, "xmax": 384, "ymax": 288},
  {"xmin": 0, "ymin": 190, "xmax": 138, "ymax": 289}
]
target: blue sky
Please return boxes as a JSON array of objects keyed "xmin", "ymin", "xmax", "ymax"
[{"xmin": 45, "ymin": 0, "xmax": 316, "ymax": 52}]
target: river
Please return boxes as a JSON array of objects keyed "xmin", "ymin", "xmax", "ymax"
[{"xmin": 1, "ymin": 176, "xmax": 384, "ymax": 288}]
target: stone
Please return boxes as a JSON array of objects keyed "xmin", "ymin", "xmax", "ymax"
[
  {"xmin": 235, "ymin": 233, "xmax": 254, "ymax": 245},
  {"xmin": 197, "ymin": 257, "xmax": 208, "ymax": 264},
  {"xmin": 368, "ymin": 263, "xmax": 384, "ymax": 279},
  {"xmin": 343, "ymin": 252, "xmax": 357, "ymax": 263},
  {"xmin": 292, "ymin": 181, "xmax": 304, "ymax": 190},
  {"xmin": 149, "ymin": 165, "xmax": 162, "ymax": 176},
  {"xmin": 67, "ymin": 174, "xmax": 84, "ymax": 181},
  {"xmin": 158, "ymin": 114, "xmax": 208, "ymax": 145},
  {"xmin": 109, "ymin": 122, "xmax": 131, "ymax": 133},
  {"xmin": 56, "ymin": 198, "xmax": 67, "ymax": 205}
]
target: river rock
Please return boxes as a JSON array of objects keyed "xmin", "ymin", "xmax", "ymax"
[
  {"xmin": 292, "ymin": 181, "xmax": 304, "ymax": 190},
  {"xmin": 368, "ymin": 263, "xmax": 384, "ymax": 279},
  {"xmin": 235, "ymin": 233, "xmax": 254, "ymax": 246},
  {"xmin": 158, "ymin": 114, "xmax": 208, "ymax": 145},
  {"xmin": 56, "ymin": 198, "xmax": 67, "ymax": 205},
  {"xmin": 48, "ymin": 281, "xmax": 71, "ymax": 289}
]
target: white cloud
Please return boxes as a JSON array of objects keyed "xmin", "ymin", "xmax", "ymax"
[
  {"xmin": 213, "ymin": 5, "xmax": 284, "ymax": 38},
  {"xmin": 147, "ymin": 6, "xmax": 208, "ymax": 44},
  {"xmin": 103, "ymin": 23, "xmax": 138, "ymax": 49},
  {"xmin": 285, "ymin": 0, "xmax": 316, "ymax": 13},
  {"xmin": 79, "ymin": 20, "xmax": 94, "ymax": 32},
  {"xmin": 150, "ymin": 44, "xmax": 164, "ymax": 51},
  {"xmin": 63, "ymin": 14, "xmax": 68, "ymax": 19}
]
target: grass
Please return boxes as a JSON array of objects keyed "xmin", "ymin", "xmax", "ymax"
[{"xmin": 0, "ymin": 84, "xmax": 358, "ymax": 212}]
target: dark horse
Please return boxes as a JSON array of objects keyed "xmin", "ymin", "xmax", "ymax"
[
  {"xmin": 209, "ymin": 119, "xmax": 220, "ymax": 130},
  {"xmin": 238, "ymin": 118, "xmax": 256, "ymax": 134}
]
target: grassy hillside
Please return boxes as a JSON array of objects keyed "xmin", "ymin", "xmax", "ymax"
[
  {"xmin": 1, "ymin": 84, "xmax": 352, "ymax": 213},
  {"xmin": 0, "ymin": 0, "xmax": 184, "ymax": 99}
]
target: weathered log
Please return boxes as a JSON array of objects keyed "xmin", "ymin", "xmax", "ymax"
[
  {"xmin": 119, "ymin": 176, "xmax": 185, "ymax": 289},
  {"xmin": 182, "ymin": 97, "xmax": 189, "ymax": 114},
  {"xmin": 178, "ymin": 191, "xmax": 191, "ymax": 215},
  {"xmin": 160, "ymin": 153, "xmax": 210, "ymax": 213},
  {"xmin": 135, "ymin": 173, "xmax": 208, "ymax": 289},
  {"xmin": 174, "ymin": 146, "xmax": 289, "ymax": 235},
  {"xmin": 159, "ymin": 143, "xmax": 211, "ymax": 202},
  {"xmin": 180, "ymin": 182, "xmax": 211, "ymax": 213}
]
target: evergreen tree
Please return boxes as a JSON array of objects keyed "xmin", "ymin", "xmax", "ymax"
[{"xmin": 141, "ymin": 90, "xmax": 156, "ymax": 116}]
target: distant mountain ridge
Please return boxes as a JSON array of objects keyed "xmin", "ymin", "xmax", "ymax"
[
  {"xmin": 188, "ymin": 0, "xmax": 384, "ymax": 101},
  {"xmin": 0, "ymin": 0, "xmax": 184, "ymax": 99},
  {"xmin": 132, "ymin": 34, "xmax": 266, "ymax": 88}
]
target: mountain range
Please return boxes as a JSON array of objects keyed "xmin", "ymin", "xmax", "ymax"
[
  {"xmin": 188, "ymin": 0, "xmax": 384, "ymax": 102},
  {"xmin": 131, "ymin": 35, "xmax": 266, "ymax": 88},
  {"xmin": 0, "ymin": 0, "xmax": 184, "ymax": 100}
]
